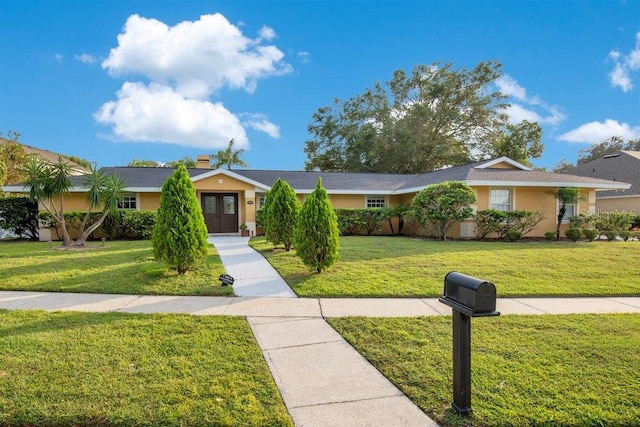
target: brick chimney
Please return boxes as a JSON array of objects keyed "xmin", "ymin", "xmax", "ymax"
[{"xmin": 196, "ymin": 155, "xmax": 211, "ymax": 169}]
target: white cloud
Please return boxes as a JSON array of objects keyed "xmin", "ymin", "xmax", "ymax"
[
  {"xmin": 258, "ymin": 26, "xmax": 277, "ymax": 41},
  {"xmin": 297, "ymin": 51, "xmax": 311, "ymax": 64},
  {"xmin": 94, "ymin": 82, "xmax": 248, "ymax": 149},
  {"xmin": 54, "ymin": 54, "xmax": 63, "ymax": 62},
  {"xmin": 96, "ymin": 13, "xmax": 294, "ymax": 151},
  {"xmin": 242, "ymin": 113, "xmax": 281, "ymax": 138},
  {"xmin": 496, "ymin": 74, "xmax": 566, "ymax": 126},
  {"xmin": 557, "ymin": 119, "xmax": 640, "ymax": 143},
  {"xmin": 74, "ymin": 53, "xmax": 97, "ymax": 64},
  {"xmin": 102, "ymin": 13, "xmax": 292, "ymax": 99},
  {"xmin": 608, "ymin": 31, "xmax": 640, "ymax": 92},
  {"xmin": 495, "ymin": 75, "xmax": 527, "ymax": 101}
]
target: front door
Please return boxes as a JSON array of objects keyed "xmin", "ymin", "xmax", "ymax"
[{"xmin": 201, "ymin": 193, "xmax": 238, "ymax": 233}]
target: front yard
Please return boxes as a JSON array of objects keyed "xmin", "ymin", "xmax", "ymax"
[
  {"xmin": 0, "ymin": 240, "xmax": 231, "ymax": 296},
  {"xmin": 251, "ymin": 236, "xmax": 639, "ymax": 297},
  {"xmin": 330, "ymin": 313, "xmax": 640, "ymax": 426},
  {"xmin": 0, "ymin": 310, "xmax": 293, "ymax": 426}
]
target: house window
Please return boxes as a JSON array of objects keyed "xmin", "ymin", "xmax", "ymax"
[
  {"xmin": 558, "ymin": 201, "xmax": 576, "ymax": 222},
  {"xmin": 366, "ymin": 196, "xmax": 386, "ymax": 208},
  {"xmin": 258, "ymin": 195, "xmax": 265, "ymax": 209},
  {"xmin": 118, "ymin": 194, "xmax": 137, "ymax": 210},
  {"xmin": 489, "ymin": 188, "xmax": 511, "ymax": 211}
]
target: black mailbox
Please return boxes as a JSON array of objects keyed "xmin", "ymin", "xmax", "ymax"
[
  {"xmin": 440, "ymin": 271, "xmax": 498, "ymax": 317},
  {"xmin": 438, "ymin": 271, "xmax": 500, "ymax": 416},
  {"xmin": 218, "ymin": 274, "xmax": 235, "ymax": 286}
]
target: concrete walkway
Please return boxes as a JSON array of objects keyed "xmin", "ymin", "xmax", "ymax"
[
  {"xmin": 208, "ymin": 235, "xmax": 296, "ymax": 298},
  {"xmin": 2, "ymin": 236, "xmax": 639, "ymax": 427}
]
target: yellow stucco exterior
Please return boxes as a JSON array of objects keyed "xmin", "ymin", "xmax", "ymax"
[{"xmin": 30, "ymin": 164, "xmax": 624, "ymax": 241}]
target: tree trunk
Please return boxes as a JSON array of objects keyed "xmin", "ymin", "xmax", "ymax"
[
  {"xmin": 556, "ymin": 206, "xmax": 565, "ymax": 240},
  {"xmin": 75, "ymin": 210, "xmax": 110, "ymax": 246}
]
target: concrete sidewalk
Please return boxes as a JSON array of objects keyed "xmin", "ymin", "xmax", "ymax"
[{"xmin": 2, "ymin": 292, "xmax": 639, "ymax": 317}]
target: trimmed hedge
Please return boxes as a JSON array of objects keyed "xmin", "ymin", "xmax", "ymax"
[
  {"xmin": 335, "ymin": 208, "xmax": 385, "ymax": 236},
  {"xmin": 474, "ymin": 209, "xmax": 544, "ymax": 240}
]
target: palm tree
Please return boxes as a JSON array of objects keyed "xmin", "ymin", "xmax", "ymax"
[
  {"xmin": 210, "ymin": 139, "xmax": 248, "ymax": 170},
  {"xmin": 21, "ymin": 156, "xmax": 124, "ymax": 247},
  {"xmin": 549, "ymin": 187, "xmax": 583, "ymax": 240}
]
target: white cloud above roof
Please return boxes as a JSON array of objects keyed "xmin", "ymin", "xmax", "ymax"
[
  {"xmin": 496, "ymin": 75, "xmax": 565, "ymax": 125},
  {"xmin": 94, "ymin": 82, "xmax": 249, "ymax": 149},
  {"xmin": 102, "ymin": 13, "xmax": 291, "ymax": 98},
  {"xmin": 608, "ymin": 31, "xmax": 640, "ymax": 92},
  {"xmin": 74, "ymin": 53, "xmax": 97, "ymax": 64},
  {"xmin": 557, "ymin": 119, "xmax": 640, "ymax": 143},
  {"xmin": 96, "ymin": 13, "xmax": 290, "ymax": 148}
]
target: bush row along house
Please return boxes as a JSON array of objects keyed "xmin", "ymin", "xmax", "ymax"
[{"xmin": 3, "ymin": 155, "xmax": 630, "ymax": 241}]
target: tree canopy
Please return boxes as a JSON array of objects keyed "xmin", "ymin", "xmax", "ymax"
[
  {"xmin": 304, "ymin": 61, "xmax": 543, "ymax": 173},
  {"xmin": 210, "ymin": 139, "xmax": 248, "ymax": 170},
  {"xmin": 128, "ymin": 157, "xmax": 197, "ymax": 168},
  {"xmin": 0, "ymin": 130, "xmax": 27, "ymax": 191}
]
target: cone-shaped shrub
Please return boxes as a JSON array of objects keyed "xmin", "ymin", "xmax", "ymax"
[
  {"xmin": 264, "ymin": 178, "xmax": 284, "ymax": 243},
  {"xmin": 152, "ymin": 165, "xmax": 209, "ymax": 274},
  {"xmin": 269, "ymin": 180, "xmax": 300, "ymax": 251},
  {"xmin": 294, "ymin": 178, "xmax": 339, "ymax": 272}
]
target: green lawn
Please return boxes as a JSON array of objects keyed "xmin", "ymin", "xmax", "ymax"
[
  {"xmin": 0, "ymin": 240, "xmax": 232, "ymax": 296},
  {"xmin": 250, "ymin": 236, "xmax": 640, "ymax": 297},
  {"xmin": 0, "ymin": 310, "xmax": 292, "ymax": 427},
  {"xmin": 329, "ymin": 314, "xmax": 640, "ymax": 427}
]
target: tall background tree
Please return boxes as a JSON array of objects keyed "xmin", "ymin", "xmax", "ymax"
[
  {"xmin": 128, "ymin": 157, "xmax": 197, "ymax": 168},
  {"xmin": 294, "ymin": 178, "xmax": 339, "ymax": 273},
  {"xmin": 152, "ymin": 165, "xmax": 209, "ymax": 274},
  {"xmin": 304, "ymin": 61, "xmax": 543, "ymax": 173},
  {"xmin": 0, "ymin": 130, "xmax": 28, "ymax": 193},
  {"xmin": 210, "ymin": 139, "xmax": 248, "ymax": 170}
]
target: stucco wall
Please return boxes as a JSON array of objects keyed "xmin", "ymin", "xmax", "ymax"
[{"xmin": 595, "ymin": 197, "xmax": 640, "ymax": 215}]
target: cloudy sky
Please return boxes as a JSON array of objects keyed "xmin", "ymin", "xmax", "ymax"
[{"xmin": 1, "ymin": 1, "xmax": 638, "ymax": 170}]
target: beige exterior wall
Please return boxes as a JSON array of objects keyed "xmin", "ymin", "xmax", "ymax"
[
  {"xmin": 595, "ymin": 197, "xmax": 640, "ymax": 215},
  {"xmin": 37, "ymin": 171, "xmax": 613, "ymax": 241}
]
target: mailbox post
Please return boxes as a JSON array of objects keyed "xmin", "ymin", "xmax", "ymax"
[{"xmin": 439, "ymin": 271, "xmax": 500, "ymax": 416}]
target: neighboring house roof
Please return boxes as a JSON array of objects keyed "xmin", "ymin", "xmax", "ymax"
[
  {"xmin": 3, "ymin": 156, "xmax": 630, "ymax": 195},
  {"xmin": 566, "ymin": 151, "xmax": 640, "ymax": 198},
  {"xmin": 0, "ymin": 137, "xmax": 90, "ymax": 175}
]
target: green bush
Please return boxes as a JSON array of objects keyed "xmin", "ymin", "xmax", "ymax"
[
  {"xmin": 475, "ymin": 209, "xmax": 544, "ymax": 239},
  {"xmin": 152, "ymin": 166, "xmax": 208, "ymax": 274},
  {"xmin": 565, "ymin": 227, "xmax": 582, "ymax": 242},
  {"xmin": 582, "ymin": 229, "xmax": 599, "ymax": 242},
  {"xmin": 335, "ymin": 208, "xmax": 384, "ymax": 235},
  {"xmin": 505, "ymin": 230, "xmax": 523, "ymax": 242},
  {"xmin": 631, "ymin": 215, "xmax": 640, "ymax": 229},
  {"xmin": 544, "ymin": 231, "xmax": 556, "ymax": 241},
  {"xmin": 294, "ymin": 178, "xmax": 339, "ymax": 273},
  {"xmin": 603, "ymin": 231, "xmax": 617, "ymax": 241},
  {"xmin": 335, "ymin": 209, "xmax": 367, "ymax": 235},
  {"xmin": 267, "ymin": 179, "xmax": 300, "ymax": 251},
  {"xmin": 618, "ymin": 230, "xmax": 631, "ymax": 241},
  {"xmin": 0, "ymin": 197, "xmax": 38, "ymax": 239},
  {"xmin": 413, "ymin": 181, "xmax": 476, "ymax": 241}
]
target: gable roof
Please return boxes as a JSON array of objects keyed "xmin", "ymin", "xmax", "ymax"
[
  {"xmin": 3, "ymin": 157, "xmax": 631, "ymax": 195},
  {"xmin": 566, "ymin": 151, "xmax": 640, "ymax": 198}
]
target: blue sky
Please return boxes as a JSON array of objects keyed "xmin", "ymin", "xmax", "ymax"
[{"xmin": 1, "ymin": 1, "xmax": 639, "ymax": 171}]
